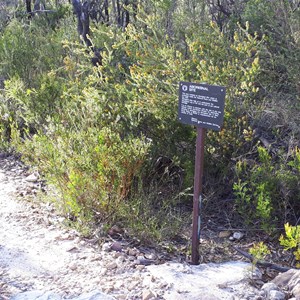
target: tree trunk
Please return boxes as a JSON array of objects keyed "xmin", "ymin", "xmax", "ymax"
[{"xmin": 25, "ymin": 0, "xmax": 32, "ymax": 18}]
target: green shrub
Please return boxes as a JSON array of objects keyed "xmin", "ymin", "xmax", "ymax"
[
  {"xmin": 0, "ymin": 19, "xmax": 65, "ymax": 82},
  {"xmin": 3, "ymin": 73, "xmax": 65, "ymax": 129},
  {"xmin": 0, "ymin": 15, "xmax": 79, "ymax": 135},
  {"xmin": 12, "ymin": 124, "xmax": 150, "ymax": 221},
  {"xmin": 280, "ymin": 223, "xmax": 300, "ymax": 268},
  {"xmin": 3, "ymin": 5, "xmax": 265, "ymax": 240},
  {"xmin": 233, "ymin": 146, "xmax": 300, "ymax": 230},
  {"xmin": 249, "ymin": 241, "xmax": 270, "ymax": 262},
  {"xmin": 86, "ymin": 17, "xmax": 262, "ymax": 192},
  {"xmin": 4, "ymin": 2, "xmax": 298, "ymax": 242}
]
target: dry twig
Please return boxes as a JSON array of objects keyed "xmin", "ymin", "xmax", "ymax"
[{"xmin": 232, "ymin": 246, "xmax": 296, "ymax": 273}]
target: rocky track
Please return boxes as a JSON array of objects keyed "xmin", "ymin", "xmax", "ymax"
[{"xmin": 0, "ymin": 154, "xmax": 164, "ymax": 300}]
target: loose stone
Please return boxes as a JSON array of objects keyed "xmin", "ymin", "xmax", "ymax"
[
  {"xmin": 268, "ymin": 290, "xmax": 285, "ymax": 300},
  {"xmin": 142, "ymin": 289, "xmax": 156, "ymax": 300}
]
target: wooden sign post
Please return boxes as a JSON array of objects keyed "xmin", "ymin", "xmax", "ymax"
[{"xmin": 178, "ymin": 81, "xmax": 226, "ymax": 265}]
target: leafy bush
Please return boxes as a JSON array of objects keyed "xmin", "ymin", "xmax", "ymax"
[
  {"xmin": 1, "ymin": 1, "xmax": 299, "ymax": 242},
  {"xmin": 0, "ymin": 15, "xmax": 79, "ymax": 134},
  {"xmin": 2, "ymin": 4, "xmax": 264, "ymax": 239},
  {"xmin": 233, "ymin": 146, "xmax": 300, "ymax": 230},
  {"xmin": 0, "ymin": 19, "xmax": 65, "ymax": 83},
  {"xmin": 87, "ymin": 17, "xmax": 262, "ymax": 192},
  {"xmin": 12, "ymin": 125, "xmax": 150, "ymax": 221},
  {"xmin": 280, "ymin": 223, "xmax": 300, "ymax": 268},
  {"xmin": 249, "ymin": 241, "xmax": 270, "ymax": 262}
]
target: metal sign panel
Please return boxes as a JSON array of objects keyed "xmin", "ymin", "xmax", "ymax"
[{"xmin": 178, "ymin": 81, "xmax": 226, "ymax": 131}]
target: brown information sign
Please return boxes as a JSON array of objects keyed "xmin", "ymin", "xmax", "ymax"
[{"xmin": 178, "ymin": 81, "xmax": 226, "ymax": 131}]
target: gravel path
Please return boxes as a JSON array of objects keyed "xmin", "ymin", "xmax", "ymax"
[{"xmin": 0, "ymin": 155, "xmax": 155, "ymax": 299}]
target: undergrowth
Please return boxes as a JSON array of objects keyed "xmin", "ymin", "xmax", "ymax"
[{"xmin": 0, "ymin": 1, "xmax": 299, "ymax": 245}]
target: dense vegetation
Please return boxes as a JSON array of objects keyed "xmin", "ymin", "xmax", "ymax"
[{"xmin": 0, "ymin": 0, "xmax": 299, "ymax": 247}]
